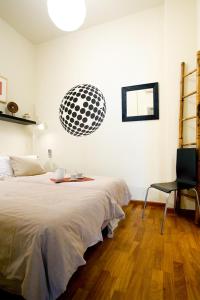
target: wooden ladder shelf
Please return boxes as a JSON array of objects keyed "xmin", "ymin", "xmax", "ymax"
[{"xmin": 178, "ymin": 50, "xmax": 200, "ymax": 223}]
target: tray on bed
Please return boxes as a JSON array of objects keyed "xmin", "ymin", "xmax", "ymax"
[{"xmin": 50, "ymin": 177, "xmax": 94, "ymax": 183}]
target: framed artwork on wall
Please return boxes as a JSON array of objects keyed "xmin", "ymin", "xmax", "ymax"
[{"xmin": 0, "ymin": 76, "xmax": 8, "ymax": 103}]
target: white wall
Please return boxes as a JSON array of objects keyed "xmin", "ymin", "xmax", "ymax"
[
  {"xmin": 35, "ymin": 6, "xmax": 165, "ymax": 200},
  {"xmin": 0, "ymin": 18, "xmax": 35, "ymax": 155},
  {"xmin": 164, "ymin": 0, "xmax": 197, "ymax": 208},
  {"xmin": 197, "ymin": 0, "xmax": 200, "ymax": 49}
]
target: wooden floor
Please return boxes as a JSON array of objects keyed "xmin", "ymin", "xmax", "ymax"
[{"xmin": 1, "ymin": 202, "xmax": 200, "ymax": 300}]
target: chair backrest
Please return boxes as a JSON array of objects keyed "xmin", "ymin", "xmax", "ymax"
[{"xmin": 176, "ymin": 148, "xmax": 197, "ymax": 185}]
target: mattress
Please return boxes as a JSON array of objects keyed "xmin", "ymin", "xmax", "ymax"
[{"xmin": 0, "ymin": 173, "xmax": 130, "ymax": 300}]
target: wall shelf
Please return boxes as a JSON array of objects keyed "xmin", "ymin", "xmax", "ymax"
[{"xmin": 0, "ymin": 113, "xmax": 36, "ymax": 125}]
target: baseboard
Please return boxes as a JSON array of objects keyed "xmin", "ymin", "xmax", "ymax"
[
  {"xmin": 131, "ymin": 200, "xmax": 184, "ymax": 216},
  {"xmin": 130, "ymin": 199, "xmax": 165, "ymax": 206},
  {"xmin": 130, "ymin": 200, "xmax": 196, "ymax": 219}
]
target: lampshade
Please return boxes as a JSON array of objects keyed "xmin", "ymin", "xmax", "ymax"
[{"xmin": 47, "ymin": 0, "xmax": 86, "ymax": 32}]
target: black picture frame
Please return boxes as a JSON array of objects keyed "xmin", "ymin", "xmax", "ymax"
[{"xmin": 121, "ymin": 82, "xmax": 159, "ymax": 122}]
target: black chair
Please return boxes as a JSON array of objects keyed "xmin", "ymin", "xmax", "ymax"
[{"xmin": 142, "ymin": 148, "xmax": 200, "ymax": 234}]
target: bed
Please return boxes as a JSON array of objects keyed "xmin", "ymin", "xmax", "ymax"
[{"xmin": 0, "ymin": 172, "xmax": 130, "ymax": 300}]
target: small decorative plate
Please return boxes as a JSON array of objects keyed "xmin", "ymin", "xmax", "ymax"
[{"xmin": 7, "ymin": 102, "xmax": 18, "ymax": 114}]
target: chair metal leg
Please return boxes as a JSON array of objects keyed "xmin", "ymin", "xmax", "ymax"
[
  {"xmin": 160, "ymin": 193, "xmax": 171, "ymax": 235},
  {"xmin": 174, "ymin": 190, "xmax": 177, "ymax": 212},
  {"xmin": 191, "ymin": 188, "xmax": 200, "ymax": 211},
  {"xmin": 191, "ymin": 188, "xmax": 200, "ymax": 224},
  {"xmin": 142, "ymin": 186, "xmax": 151, "ymax": 219}
]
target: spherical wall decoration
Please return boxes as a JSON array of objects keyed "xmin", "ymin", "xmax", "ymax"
[{"xmin": 59, "ymin": 84, "xmax": 106, "ymax": 136}]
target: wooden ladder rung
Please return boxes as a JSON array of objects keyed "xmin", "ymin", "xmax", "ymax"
[
  {"xmin": 183, "ymin": 91, "xmax": 197, "ymax": 99},
  {"xmin": 181, "ymin": 192, "xmax": 196, "ymax": 199},
  {"xmin": 182, "ymin": 116, "xmax": 196, "ymax": 122},
  {"xmin": 182, "ymin": 142, "xmax": 197, "ymax": 146},
  {"xmin": 183, "ymin": 68, "xmax": 197, "ymax": 78}
]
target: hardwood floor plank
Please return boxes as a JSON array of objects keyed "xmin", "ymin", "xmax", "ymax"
[
  {"xmin": 71, "ymin": 288, "xmax": 88, "ymax": 300},
  {"xmin": 85, "ymin": 270, "xmax": 116, "ymax": 300},
  {"xmin": 173, "ymin": 261, "xmax": 188, "ymax": 300},
  {"xmin": 111, "ymin": 291, "xmax": 125, "ymax": 300},
  {"xmin": 163, "ymin": 242, "xmax": 174, "ymax": 274},
  {"xmin": 149, "ymin": 269, "xmax": 164, "ymax": 300},
  {"xmin": 163, "ymin": 271, "xmax": 175, "ymax": 300}
]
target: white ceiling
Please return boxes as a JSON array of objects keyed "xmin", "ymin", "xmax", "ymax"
[{"xmin": 0, "ymin": 0, "xmax": 164, "ymax": 44}]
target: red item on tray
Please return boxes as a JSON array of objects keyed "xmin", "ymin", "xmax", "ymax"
[{"xmin": 50, "ymin": 177, "xmax": 94, "ymax": 183}]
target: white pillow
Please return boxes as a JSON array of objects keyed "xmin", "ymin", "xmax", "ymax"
[
  {"xmin": 10, "ymin": 156, "xmax": 45, "ymax": 177},
  {"xmin": 0, "ymin": 156, "xmax": 13, "ymax": 176},
  {"xmin": 20, "ymin": 155, "xmax": 38, "ymax": 159}
]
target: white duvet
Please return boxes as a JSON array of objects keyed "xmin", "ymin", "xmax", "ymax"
[{"xmin": 0, "ymin": 174, "xmax": 130, "ymax": 300}]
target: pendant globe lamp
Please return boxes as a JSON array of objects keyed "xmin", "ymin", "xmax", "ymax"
[{"xmin": 47, "ymin": 0, "xmax": 86, "ymax": 32}]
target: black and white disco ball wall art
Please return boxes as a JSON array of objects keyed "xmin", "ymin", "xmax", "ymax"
[{"xmin": 59, "ymin": 84, "xmax": 106, "ymax": 137}]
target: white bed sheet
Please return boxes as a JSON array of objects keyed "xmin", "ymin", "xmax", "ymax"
[
  {"xmin": 10, "ymin": 172, "xmax": 130, "ymax": 206},
  {"xmin": 0, "ymin": 174, "xmax": 130, "ymax": 300}
]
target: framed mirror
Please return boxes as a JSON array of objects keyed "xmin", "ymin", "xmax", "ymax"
[{"xmin": 122, "ymin": 82, "xmax": 159, "ymax": 122}]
